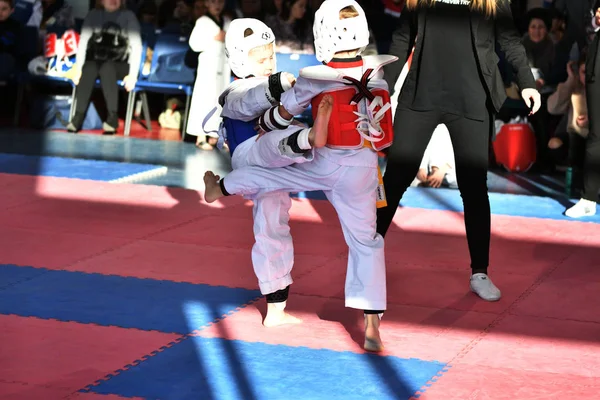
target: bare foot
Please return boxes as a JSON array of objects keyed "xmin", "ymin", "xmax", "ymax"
[
  {"xmin": 263, "ymin": 302, "xmax": 303, "ymax": 327},
  {"xmin": 308, "ymin": 94, "xmax": 333, "ymax": 148},
  {"xmin": 203, "ymin": 171, "xmax": 224, "ymax": 203},
  {"xmin": 363, "ymin": 314, "xmax": 384, "ymax": 353}
]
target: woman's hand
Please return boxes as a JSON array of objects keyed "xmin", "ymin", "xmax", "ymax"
[
  {"xmin": 521, "ymin": 88, "xmax": 542, "ymax": 115},
  {"xmin": 122, "ymin": 75, "xmax": 137, "ymax": 92},
  {"xmin": 215, "ymin": 30, "xmax": 226, "ymax": 42},
  {"xmin": 427, "ymin": 168, "xmax": 445, "ymax": 188},
  {"xmin": 416, "ymin": 168, "xmax": 428, "ymax": 183}
]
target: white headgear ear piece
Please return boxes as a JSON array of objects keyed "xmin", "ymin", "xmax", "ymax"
[
  {"xmin": 313, "ymin": 0, "xmax": 370, "ymax": 64},
  {"xmin": 225, "ymin": 18, "xmax": 276, "ymax": 78}
]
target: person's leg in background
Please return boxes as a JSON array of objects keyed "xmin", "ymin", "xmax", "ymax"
[
  {"xmin": 251, "ymin": 191, "xmax": 302, "ymax": 327},
  {"xmin": 442, "ymin": 112, "xmax": 501, "ymax": 301},
  {"xmin": 98, "ymin": 61, "xmax": 129, "ymax": 133},
  {"xmin": 68, "ymin": 61, "xmax": 100, "ymax": 132},
  {"xmin": 566, "ymin": 69, "xmax": 600, "ymax": 217},
  {"xmin": 376, "ymin": 108, "xmax": 441, "ymax": 236}
]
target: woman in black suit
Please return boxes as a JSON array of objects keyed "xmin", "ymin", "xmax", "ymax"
[
  {"xmin": 377, "ymin": 0, "xmax": 541, "ymax": 302},
  {"xmin": 566, "ymin": 1, "xmax": 600, "ymax": 218}
]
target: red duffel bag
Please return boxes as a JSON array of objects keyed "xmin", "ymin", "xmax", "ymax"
[{"xmin": 493, "ymin": 123, "xmax": 537, "ymax": 172}]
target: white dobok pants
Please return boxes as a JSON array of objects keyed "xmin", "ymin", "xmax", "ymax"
[
  {"xmin": 225, "ymin": 142, "xmax": 386, "ymax": 311},
  {"xmin": 231, "ymin": 126, "xmax": 312, "ymax": 295}
]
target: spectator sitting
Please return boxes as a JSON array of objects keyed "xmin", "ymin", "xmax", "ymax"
[
  {"xmin": 11, "ymin": 0, "xmax": 41, "ymax": 27},
  {"xmin": 40, "ymin": 0, "xmax": 73, "ymax": 34},
  {"xmin": 547, "ymin": 51, "xmax": 589, "ymax": 168},
  {"xmin": 522, "ymin": 8, "xmax": 555, "ymax": 90},
  {"xmin": 0, "ymin": 0, "xmax": 21, "ymax": 80},
  {"xmin": 67, "ymin": 0, "xmax": 142, "ymax": 134},
  {"xmin": 233, "ymin": 0, "xmax": 263, "ymax": 20},
  {"xmin": 411, "ymin": 124, "xmax": 457, "ymax": 189},
  {"xmin": 264, "ymin": 0, "xmax": 314, "ymax": 54},
  {"xmin": 163, "ymin": 0, "xmax": 195, "ymax": 36}
]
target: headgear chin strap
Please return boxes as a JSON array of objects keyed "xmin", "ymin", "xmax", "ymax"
[
  {"xmin": 313, "ymin": 0, "xmax": 370, "ymax": 64},
  {"xmin": 225, "ymin": 18, "xmax": 276, "ymax": 78}
]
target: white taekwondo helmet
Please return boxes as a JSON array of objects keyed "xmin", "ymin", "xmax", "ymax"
[
  {"xmin": 225, "ymin": 18, "xmax": 276, "ymax": 78},
  {"xmin": 313, "ymin": 0, "xmax": 370, "ymax": 64}
]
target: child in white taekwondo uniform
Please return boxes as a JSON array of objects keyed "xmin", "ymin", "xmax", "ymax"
[
  {"xmin": 215, "ymin": 18, "xmax": 334, "ymax": 327},
  {"xmin": 204, "ymin": 0, "xmax": 397, "ymax": 352}
]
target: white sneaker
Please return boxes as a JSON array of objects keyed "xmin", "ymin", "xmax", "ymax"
[
  {"xmin": 565, "ymin": 199, "xmax": 597, "ymax": 218},
  {"xmin": 470, "ymin": 273, "xmax": 501, "ymax": 301}
]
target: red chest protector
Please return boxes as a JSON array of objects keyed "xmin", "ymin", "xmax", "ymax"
[{"xmin": 305, "ymin": 65, "xmax": 395, "ymax": 152}]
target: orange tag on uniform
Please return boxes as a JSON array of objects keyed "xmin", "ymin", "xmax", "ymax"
[{"xmin": 376, "ymin": 166, "xmax": 387, "ymax": 208}]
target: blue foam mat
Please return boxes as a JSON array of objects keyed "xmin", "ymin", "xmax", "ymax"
[
  {"xmin": 0, "ymin": 265, "xmax": 260, "ymax": 333},
  {"xmin": 0, "ymin": 264, "xmax": 48, "ymax": 290},
  {"xmin": 293, "ymin": 187, "xmax": 600, "ymax": 223},
  {"xmin": 88, "ymin": 336, "xmax": 447, "ymax": 400},
  {"xmin": 0, "ymin": 153, "xmax": 164, "ymax": 181}
]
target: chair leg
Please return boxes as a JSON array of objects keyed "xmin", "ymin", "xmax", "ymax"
[
  {"xmin": 13, "ymin": 84, "xmax": 24, "ymax": 127},
  {"xmin": 565, "ymin": 166, "xmax": 573, "ymax": 198},
  {"xmin": 69, "ymin": 86, "xmax": 77, "ymax": 121},
  {"xmin": 124, "ymin": 90, "xmax": 136, "ymax": 136},
  {"xmin": 140, "ymin": 92, "xmax": 152, "ymax": 131},
  {"xmin": 181, "ymin": 94, "xmax": 191, "ymax": 141}
]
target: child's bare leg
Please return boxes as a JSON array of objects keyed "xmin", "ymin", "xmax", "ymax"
[
  {"xmin": 363, "ymin": 313, "xmax": 384, "ymax": 352},
  {"xmin": 263, "ymin": 286, "xmax": 302, "ymax": 327},
  {"xmin": 203, "ymin": 171, "xmax": 225, "ymax": 203},
  {"xmin": 307, "ymin": 94, "xmax": 334, "ymax": 148}
]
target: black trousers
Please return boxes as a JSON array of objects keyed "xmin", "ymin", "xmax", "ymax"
[
  {"xmin": 583, "ymin": 59, "xmax": 600, "ymax": 202},
  {"xmin": 377, "ymin": 108, "xmax": 492, "ymax": 273},
  {"xmin": 74, "ymin": 60, "xmax": 129, "ymax": 127}
]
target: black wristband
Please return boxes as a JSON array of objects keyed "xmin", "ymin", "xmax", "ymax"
[{"xmin": 268, "ymin": 72, "xmax": 285, "ymax": 102}]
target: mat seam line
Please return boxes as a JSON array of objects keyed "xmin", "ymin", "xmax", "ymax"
[
  {"xmin": 408, "ymin": 253, "xmax": 573, "ymax": 400},
  {"xmin": 71, "ymin": 247, "xmax": 345, "ymax": 394},
  {"xmin": 74, "ymin": 296, "xmax": 262, "ymax": 395}
]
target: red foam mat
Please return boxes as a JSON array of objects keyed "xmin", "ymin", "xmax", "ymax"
[
  {"xmin": 63, "ymin": 239, "xmax": 334, "ymax": 289},
  {"xmin": 512, "ymin": 278, "xmax": 600, "ymax": 324},
  {"xmin": 417, "ymin": 363, "xmax": 600, "ymax": 400},
  {"xmin": 0, "ymin": 382, "xmax": 74, "ymax": 400},
  {"xmin": 0, "ymin": 227, "xmax": 126, "ymax": 268},
  {"xmin": 458, "ymin": 315, "xmax": 600, "ymax": 376},
  {"xmin": 291, "ymin": 256, "xmax": 537, "ymax": 313},
  {"xmin": 149, "ymin": 216, "xmax": 350, "ymax": 258},
  {"xmin": 0, "ymin": 315, "xmax": 179, "ymax": 390}
]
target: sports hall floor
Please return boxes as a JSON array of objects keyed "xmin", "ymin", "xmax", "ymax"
[{"xmin": 1, "ymin": 127, "xmax": 599, "ymax": 400}]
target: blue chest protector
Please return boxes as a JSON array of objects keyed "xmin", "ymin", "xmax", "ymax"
[{"xmin": 223, "ymin": 117, "xmax": 259, "ymax": 155}]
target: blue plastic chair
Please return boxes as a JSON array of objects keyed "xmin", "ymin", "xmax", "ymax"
[{"xmin": 130, "ymin": 31, "xmax": 196, "ymax": 139}]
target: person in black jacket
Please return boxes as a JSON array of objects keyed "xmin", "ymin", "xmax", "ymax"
[
  {"xmin": 377, "ymin": 0, "xmax": 541, "ymax": 302},
  {"xmin": 565, "ymin": 0, "xmax": 600, "ymax": 218}
]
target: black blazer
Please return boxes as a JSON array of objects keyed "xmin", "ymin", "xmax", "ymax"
[
  {"xmin": 586, "ymin": 0, "xmax": 600, "ymax": 82},
  {"xmin": 383, "ymin": 0, "xmax": 536, "ymax": 113}
]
